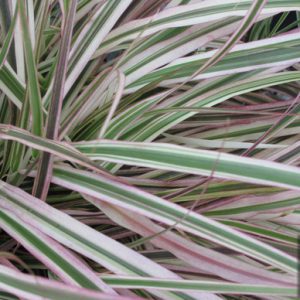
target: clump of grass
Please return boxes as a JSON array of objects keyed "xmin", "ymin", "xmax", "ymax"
[{"xmin": 0, "ymin": 1, "xmax": 299, "ymax": 299}]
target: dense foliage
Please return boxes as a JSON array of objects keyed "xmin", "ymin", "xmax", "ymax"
[{"xmin": 0, "ymin": 0, "xmax": 299, "ymax": 299}]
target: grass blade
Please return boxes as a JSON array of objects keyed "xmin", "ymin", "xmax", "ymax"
[
  {"xmin": 17, "ymin": 0, "xmax": 43, "ymax": 138},
  {"xmin": 33, "ymin": 0, "xmax": 77, "ymax": 200},
  {"xmin": 0, "ymin": 265, "xmax": 140, "ymax": 300}
]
